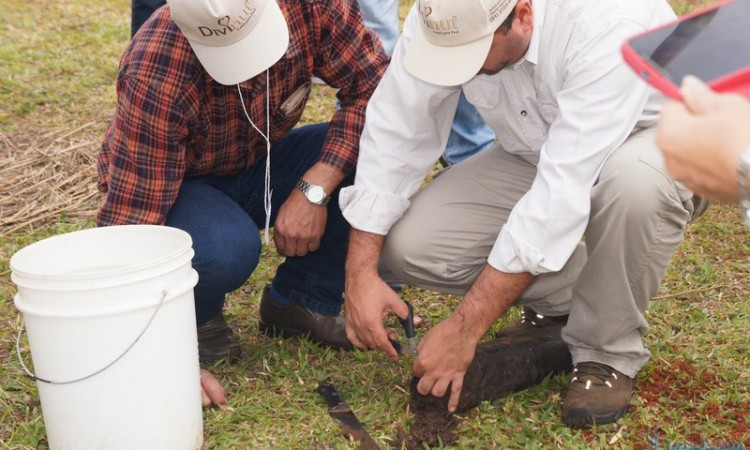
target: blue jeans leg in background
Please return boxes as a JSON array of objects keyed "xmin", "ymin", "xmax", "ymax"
[
  {"xmin": 441, "ymin": 91, "xmax": 496, "ymax": 166},
  {"xmin": 357, "ymin": 0, "xmax": 400, "ymax": 55},
  {"xmin": 166, "ymin": 123, "xmax": 350, "ymax": 325}
]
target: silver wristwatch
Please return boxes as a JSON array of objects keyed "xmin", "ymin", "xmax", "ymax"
[
  {"xmin": 738, "ymin": 147, "xmax": 750, "ymax": 227},
  {"xmin": 296, "ymin": 178, "xmax": 331, "ymax": 206}
]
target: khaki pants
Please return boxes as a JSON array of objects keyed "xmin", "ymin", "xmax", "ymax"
[{"xmin": 381, "ymin": 128, "xmax": 706, "ymax": 377}]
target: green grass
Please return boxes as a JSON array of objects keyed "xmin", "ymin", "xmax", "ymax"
[
  {"xmin": 1, "ymin": 0, "xmax": 749, "ymax": 449},
  {"xmin": 0, "ymin": 0, "xmax": 127, "ymax": 130}
]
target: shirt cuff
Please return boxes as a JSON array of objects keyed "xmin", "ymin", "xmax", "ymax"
[
  {"xmin": 339, "ymin": 185, "xmax": 411, "ymax": 235},
  {"xmin": 488, "ymin": 227, "xmax": 547, "ymax": 275}
]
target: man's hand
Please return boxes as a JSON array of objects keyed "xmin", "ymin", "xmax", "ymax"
[
  {"xmin": 344, "ymin": 269, "xmax": 409, "ymax": 360},
  {"xmin": 273, "ymin": 192, "xmax": 327, "ymax": 257},
  {"xmin": 344, "ymin": 229, "xmax": 411, "ymax": 360},
  {"xmin": 412, "ymin": 266, "xmax": 535, "ymax": 412},
  {"xmin": 413, "ymin": 315, "xmax": 477, "ymax": 412},
  {"xmin": 273, "ymin": 163, "xmax": 346, "ymax": 257},
  {"xmin": 200, "ymin": 368, "xmax": 227, "ymax": 408},
  {"xmin": 657, "ymin": 75, "xmax": 750, "ymax": 202}
]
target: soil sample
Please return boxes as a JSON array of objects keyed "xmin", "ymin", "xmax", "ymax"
[{"xmin": 392, "ymin": 325, "xmax": 572, "ymax": 449}]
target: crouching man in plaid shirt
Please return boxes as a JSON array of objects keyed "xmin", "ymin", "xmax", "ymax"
[{"xmin": 97, "ymin": 0, "xmax": 387, "ymax": 405}]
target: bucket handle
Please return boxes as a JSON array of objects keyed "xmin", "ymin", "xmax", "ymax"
[{"xmin": 15, "ymin": 290, "xmax": 168, "ymax": 385}]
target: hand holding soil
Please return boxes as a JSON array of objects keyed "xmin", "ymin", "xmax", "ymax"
[
  {"xmin": 393, "ymin": 325, "xmax": 572, "ymax": 449},
  {"xmin": 412, "ymin": 316, "xmax": 478, "ymax": 412}
]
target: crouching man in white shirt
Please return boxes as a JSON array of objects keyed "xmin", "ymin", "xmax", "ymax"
[{"xmin": 339, "ymin": 0, "xmax": 707, "ymax": 428}]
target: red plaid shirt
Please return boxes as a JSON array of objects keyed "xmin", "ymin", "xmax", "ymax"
[{"xmin": 97, "ymin": 0, "xmax": 388, "ymax": 226}]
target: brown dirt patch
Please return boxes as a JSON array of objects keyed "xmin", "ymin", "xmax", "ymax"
[
  {"xmin": 390, "ymin": 386, "xmax": 459, "ymax": 449},
  {"xmin": 631, "ymin": 358, "xmax": 750, "ymax": 449}
]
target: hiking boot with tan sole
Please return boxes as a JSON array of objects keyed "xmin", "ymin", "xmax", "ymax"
[
  {"xmin": 561, "ymin": 361, "xmax": 633, "ymax": 428},
  {"xmin": 495, "ymin": 306, "xmax": 569, "ymax": 338}
]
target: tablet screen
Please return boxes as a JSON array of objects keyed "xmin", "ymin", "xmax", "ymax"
[{"xmin": 629, "ymin": 0, "xmax": 750, "ymax": 84}]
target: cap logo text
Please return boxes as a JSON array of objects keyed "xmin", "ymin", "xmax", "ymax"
[
  {"xmin": 421, "ymin": 14, "xmax": 459, "ymax": 33},
  {"xmin": 197, "ymin": 0, "xmax": 257, "ymax": 37}
]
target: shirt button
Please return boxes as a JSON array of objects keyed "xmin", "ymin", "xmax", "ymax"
[{"xmin": 520, "ymin": 110, "xmax": 528, "ymax": 117}]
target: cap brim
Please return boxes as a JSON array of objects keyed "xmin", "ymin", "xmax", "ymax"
[
  {"xmin": 189, "ymin": 1, "xmax": 290, "ymax": 85},
  {"xmin": 404, "ymin": 28, "xmax": 493, "ymax": 86}
]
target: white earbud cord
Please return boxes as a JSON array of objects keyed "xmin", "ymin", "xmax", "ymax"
[{"xmin": 237, "ymin": 69, "xmax": 272, "ymax": 244}]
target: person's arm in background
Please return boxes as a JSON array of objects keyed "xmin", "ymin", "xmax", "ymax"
[{"xmin": 657, "ymin": 75, "xmax": 750, "ymax": 203}]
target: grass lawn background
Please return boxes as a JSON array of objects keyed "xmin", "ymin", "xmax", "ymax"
[{"xmin": 1, "ymin": 0, "xmax": 748, "ymax": 448}]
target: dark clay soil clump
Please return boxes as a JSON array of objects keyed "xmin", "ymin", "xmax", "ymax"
[
  {"xmin": 391, "ymin": 325, "xmax": 572, "ymax": 448},
  {"xmin": 391, "ymin": 386, "xmax": 459, "ymax": 449}
]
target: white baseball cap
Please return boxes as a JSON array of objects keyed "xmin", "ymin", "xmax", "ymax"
[
  {"xmin": 167, "ymin": 0, "xmax": 289, "ymax": 85},
  {"xmin": 405, "ymin": 0, "xmax": 518, "ymax": 86}
]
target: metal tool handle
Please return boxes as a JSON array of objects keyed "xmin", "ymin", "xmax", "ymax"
[
  {"xmin": 398, "ymin": 301, "xmax": 415, "ymax": 339},
  {"xmin": 317, "ymin": 378, "xmax": 347, "ymax": 409}
]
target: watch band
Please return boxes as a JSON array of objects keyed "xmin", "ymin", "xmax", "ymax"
[
  {"xmin": 295, "ymin": 178, "xmax": 331, "ymax": 206},
  {"xmin": 738, "ymin": 146, "xmax": 750, "ymax": 227}
]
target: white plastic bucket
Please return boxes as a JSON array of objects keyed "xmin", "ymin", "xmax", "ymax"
[{"xmin": 11, "ymin": 225, "xmax": 203, "ymax": 450}]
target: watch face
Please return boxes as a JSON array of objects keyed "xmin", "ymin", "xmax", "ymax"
[{"xmin": 308, "ymin": 186, "xmax": 326, "ymax": 203}]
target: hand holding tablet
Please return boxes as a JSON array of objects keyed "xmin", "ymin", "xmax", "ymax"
[{"xmin": 622, "ymin": 0, "xmax": 750, "ymax": 100}]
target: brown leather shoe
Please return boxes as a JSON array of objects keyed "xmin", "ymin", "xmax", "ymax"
[
  {"xmin": 561, "ymin": 362, "xmax": 633, "ymax": 428},
  {"xmin": 197, "ymin": 313, "xmax": 243, "ymax": 363},
  {"xmin": 495, "ymin": 306, "xmax": 569, "ymax": 338},
  {"xmin": 258, "ymin": 286, "xmax": 353, "ymax": 351}
]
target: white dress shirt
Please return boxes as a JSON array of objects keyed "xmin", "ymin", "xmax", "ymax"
[{"xmin": 340, "ymin": 0, "xmax": 676, "ymax": 275}]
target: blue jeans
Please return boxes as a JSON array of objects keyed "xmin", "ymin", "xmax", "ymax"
[
  {"xmin": 357, "ymin": 0, "xmax": 400, "ymax": 55},
  {"xmin": 442, "ymin": 92, "xmax": 496, "ymax": 165},
  {"xmin": 166, "ymin": 124, "xmax": 351, "ymax": 325}
]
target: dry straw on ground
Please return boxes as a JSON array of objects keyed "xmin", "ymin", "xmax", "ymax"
[{"xmin": 0, "ymin": 123, "xmax": 101, "ymax": 238}]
